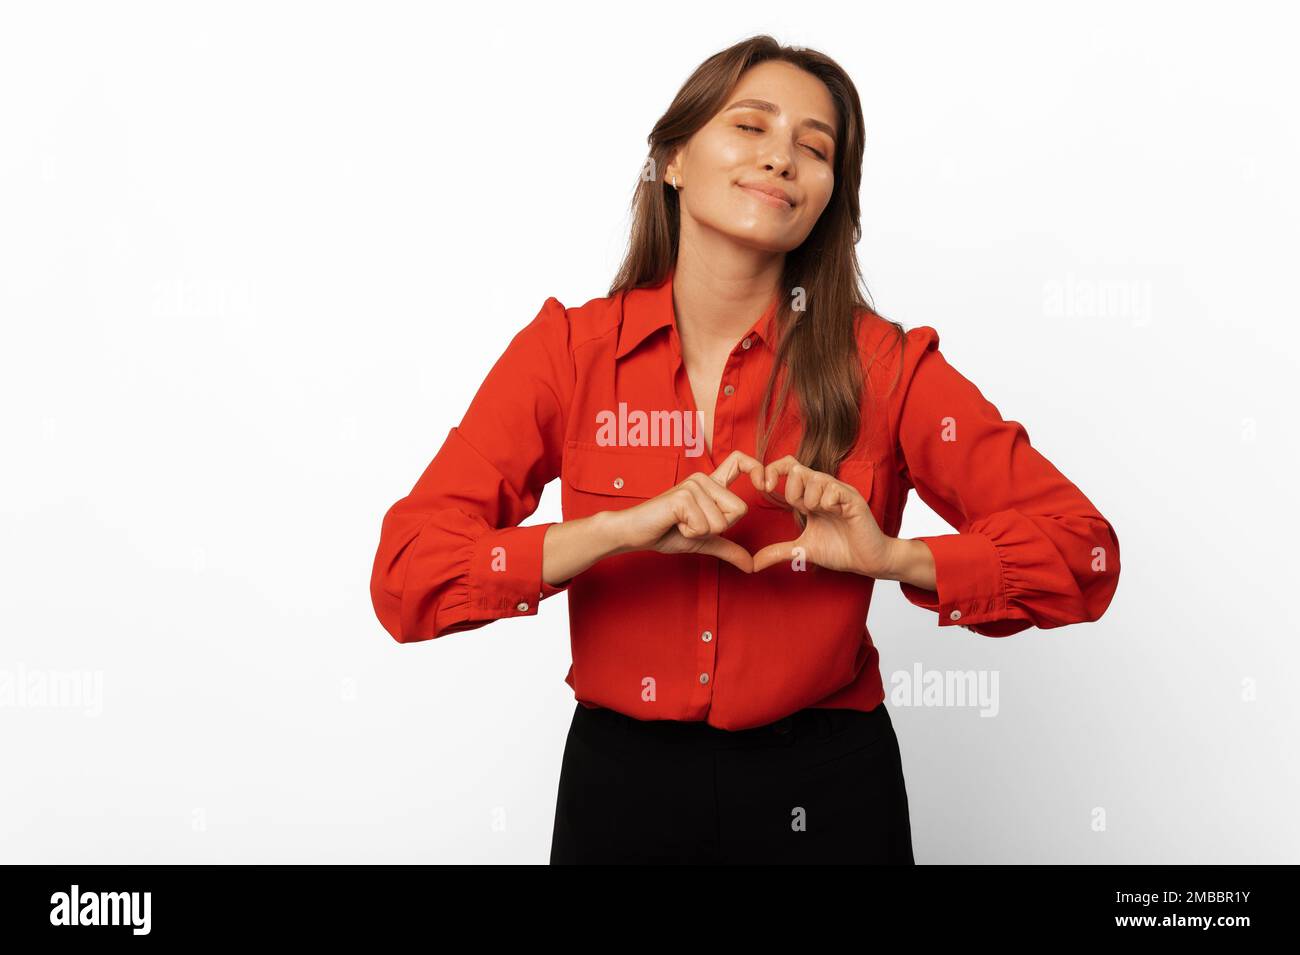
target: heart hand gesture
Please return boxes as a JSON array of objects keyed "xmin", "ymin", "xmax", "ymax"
[
  {"xmin": 611, "ymin": 449, "xmax": 770, "ymax": 574},
  {"xmin": 750, "ymin": 455, "xmax": 894, "ymax": 576}
]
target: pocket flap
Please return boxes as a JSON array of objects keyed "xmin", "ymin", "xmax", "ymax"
[
  {"xmin": 563, "ymin": 443, "xmax": 679, "ymax": 498},
  {"xmin": 835, "ymin": 458, "xmax": 874, "ymax": 499}
]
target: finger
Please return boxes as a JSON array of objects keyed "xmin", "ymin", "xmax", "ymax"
[
  {"xmin": 680, "ymin": 479, "xmax": 729, "ymax": 535},
  {"xmin": 803, "ymin": 472, "xmax": 834, "ymax": 512},
  {"xmin": 711, "ymin": 449, "xmax": 767, "ymax": 494},
  {"xmin": 810, "ymin": 475, "xmax": 864, "ymax": 518},
  {"xmin": 684, "ymin": 471, "xmax": 748, "ymax": 522},
  {"xmin": 672, "ymin": 489, "xmax": 711, "ymax": 538},
  {"xmin": 762, "ymin": 455, "xmax": 808, "ymax": 505},
  {"xmin": 814, "ymin": 480, "xmax": 851, "ymax": 516},
  {"xmin": 767, "ymin": 456, "xmax": 842, "ymax": 513},
  {"xmin": 696, "ymin": 535, "xmax": 755, "ymax": 574},
  {"xmin": 783, "ymin": 467, "xmax": 811, "ymax": 512},
  {"xmin": 761, "ymin": 455, "xmax": 802, "ymax": 482},
  {"xmin": 751, "ymin": 538, "xmax": 802, "ymax": 573}
]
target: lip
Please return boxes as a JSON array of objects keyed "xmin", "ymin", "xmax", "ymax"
[{"xmin": 737, "ymin": 181, "xmax": 795, "ymax": 209}]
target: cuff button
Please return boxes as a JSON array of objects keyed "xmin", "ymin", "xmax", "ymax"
[
  {"xmin": 949, "ymin": 609, "xmax": 962, "ymax": 621},
  {"xmin": 516, "ymin": 601, "xmax": 529, "ymax": 612}
]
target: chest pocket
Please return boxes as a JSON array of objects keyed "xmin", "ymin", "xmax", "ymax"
[
  {"xmin": 836, "ymin": 458, "xmax": 874, "ymax": 504},
  {"xmin": 561, "ymin": 442, "xmax": 680, "ymax": 506}
]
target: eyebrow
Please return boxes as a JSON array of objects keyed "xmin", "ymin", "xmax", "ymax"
[{"xmin": 723, "ymin": 98, "xmax": 837, "ymax": 143}]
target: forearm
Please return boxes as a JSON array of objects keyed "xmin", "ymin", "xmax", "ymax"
[
  {"xmin": 542, "ymin": 511, "xmax": 632, "ymax": 587},
  {"xmin": 880, "ymin": 537, "xmax": 937, "ymax": 590}
]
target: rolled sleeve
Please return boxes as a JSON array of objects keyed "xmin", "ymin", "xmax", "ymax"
[
  {"xmin": 468, "ymin": 521, "xmax": 568, "ymax": 616},
  {"xmin": 370, "ymin": 297, "xmax": 576, "ymax": 643},
  {"xmin": 898, "ymin": 532, "xmax": 1007, "ymax": 627},
  {"xmin": 890, "ymin": 325, "xmax": 1120, "ymax": 636}
]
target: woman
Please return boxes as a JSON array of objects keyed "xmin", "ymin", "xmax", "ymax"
[{"xmin": 369, "ymin": 36, "xmax": 1121, "ymax": 864}]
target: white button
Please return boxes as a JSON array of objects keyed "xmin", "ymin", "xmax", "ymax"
[
  {"xmin": 742, "ymin": 337, "xmax": 752, "ymax": 349},
  {"xmin": 516, "ymin": 601, "xmax": 529, "ymax": 612},
  {"xmin": 723, "ymin": 384, "xmax": 735, "ymax": 396},
  {"xmin": 701, "ymin": 630, "xmax": 713, "ymax": 642},
  {"xmin": 612, "ymin": 477, "xmax": 624, "ymax": 489},
  {"xmin": 949, "ymin": 609, "xmax": 962, "ymax": 621},
  {"xmin": 699, "ymin": 673, "xmax": 709, "ymax": 685}
]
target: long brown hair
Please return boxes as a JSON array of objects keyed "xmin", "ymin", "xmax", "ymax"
[{"xmin": 609, "ymin": 34, "xmax": 905, "ymax": 483}]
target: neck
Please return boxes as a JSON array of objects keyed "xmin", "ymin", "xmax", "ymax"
[{"xmin": 670, "ymin": 243, "xmax": 783, "ymax": 358}]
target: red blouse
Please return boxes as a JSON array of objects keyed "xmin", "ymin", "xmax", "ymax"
[{"xmin": 369, "ymin": 268, "xmax": 1120, "ymax": 730}]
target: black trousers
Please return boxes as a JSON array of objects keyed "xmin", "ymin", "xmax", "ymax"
[{"xmin": 549, "ymin": 700, "xmax": 915, "ymax": 864}]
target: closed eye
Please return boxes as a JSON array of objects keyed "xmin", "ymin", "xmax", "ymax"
[{"xmin": 735, "ymin": 124, "xmax": 828, "ymax": 161}]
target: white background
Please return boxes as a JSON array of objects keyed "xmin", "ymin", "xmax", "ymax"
[{"xmin": 2, "ymin": 1, "xmax": 1297, "ymax": 863}]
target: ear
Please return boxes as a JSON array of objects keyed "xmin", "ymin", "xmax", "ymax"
[{"xmin": 663, "ymin": 145, "xmax": 686, "ymax": 186}]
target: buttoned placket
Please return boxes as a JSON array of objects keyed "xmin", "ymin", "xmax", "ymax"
[{"xmin": 671, "ymin": 327, "xmax": 757, "ymax": 719}]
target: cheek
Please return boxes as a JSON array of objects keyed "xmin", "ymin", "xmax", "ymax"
[
  {"xmin": 807, "ymin": 169, "xmax": 835, "ymax": 208},
  {"xmin": 684, "ymin": 168, "xmax": 749, "ymax": 223},
  {"xmin": 796, "ymin": 177, "xmax": 835, "ymax": 225},
  {"xmin": 685, "ymin": 131, "xmax": 746, "ymax": 179}
]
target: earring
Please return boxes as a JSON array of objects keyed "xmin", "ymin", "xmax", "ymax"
[{"xmin": 671, "ymin": 175, "xmax": 679, "ymax": 189}]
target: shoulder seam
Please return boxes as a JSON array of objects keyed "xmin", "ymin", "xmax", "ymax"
[{"xmin": 548, "ymin": 293, "xmax": 621, "ymax": 355}]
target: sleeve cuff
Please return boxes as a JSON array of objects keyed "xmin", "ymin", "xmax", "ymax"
[
  {"xmin": 466, "ymin": 522, "xmax": 569, "ymax": 619},
  {"xmin": 898, "ymin": 533, "xmax": 1008, "ymax": 627}
]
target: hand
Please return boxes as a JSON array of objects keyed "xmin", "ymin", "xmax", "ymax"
[
  {"xmin": 750, "ymin": 455, "xmax": 896, "ymax": 576},
  {"xmin": 607, "ymin": 449, "xmax": 769, "ymax": 574}
]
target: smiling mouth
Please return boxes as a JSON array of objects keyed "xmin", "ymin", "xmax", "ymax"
[{"xmin": 737, "ymin": 184, "xmax": 794, "ymax": 210}]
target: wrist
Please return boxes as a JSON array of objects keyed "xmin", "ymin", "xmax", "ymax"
[
  {"xmin": 589, "ymin": 510, "xmax": 635, "ymax": 559},
  {"xmin": 879, "ymin": 537, "xmax": 919, "ymax": 582}
]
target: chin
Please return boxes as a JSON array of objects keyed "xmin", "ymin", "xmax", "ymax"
[
  {"xmin": 727, "ymin": 234, "xmax": 794, "ymax": 255},
  {"xmin": 718, "ymin": 221, "xmax": 795, "ymax": 249}
]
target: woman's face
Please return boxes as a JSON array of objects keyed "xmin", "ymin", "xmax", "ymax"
[{"xmin": 667, "ymin": 60, "xmax": 839, "ymax": 254}]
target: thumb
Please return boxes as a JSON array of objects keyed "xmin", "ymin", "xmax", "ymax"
[
  {"xmin": 696, "ymin": 536, "xmax": 755, "ymax": 574},
  {"xmin": 751, "ymin": 539, "xmax": 801, "ymax": 573}
]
